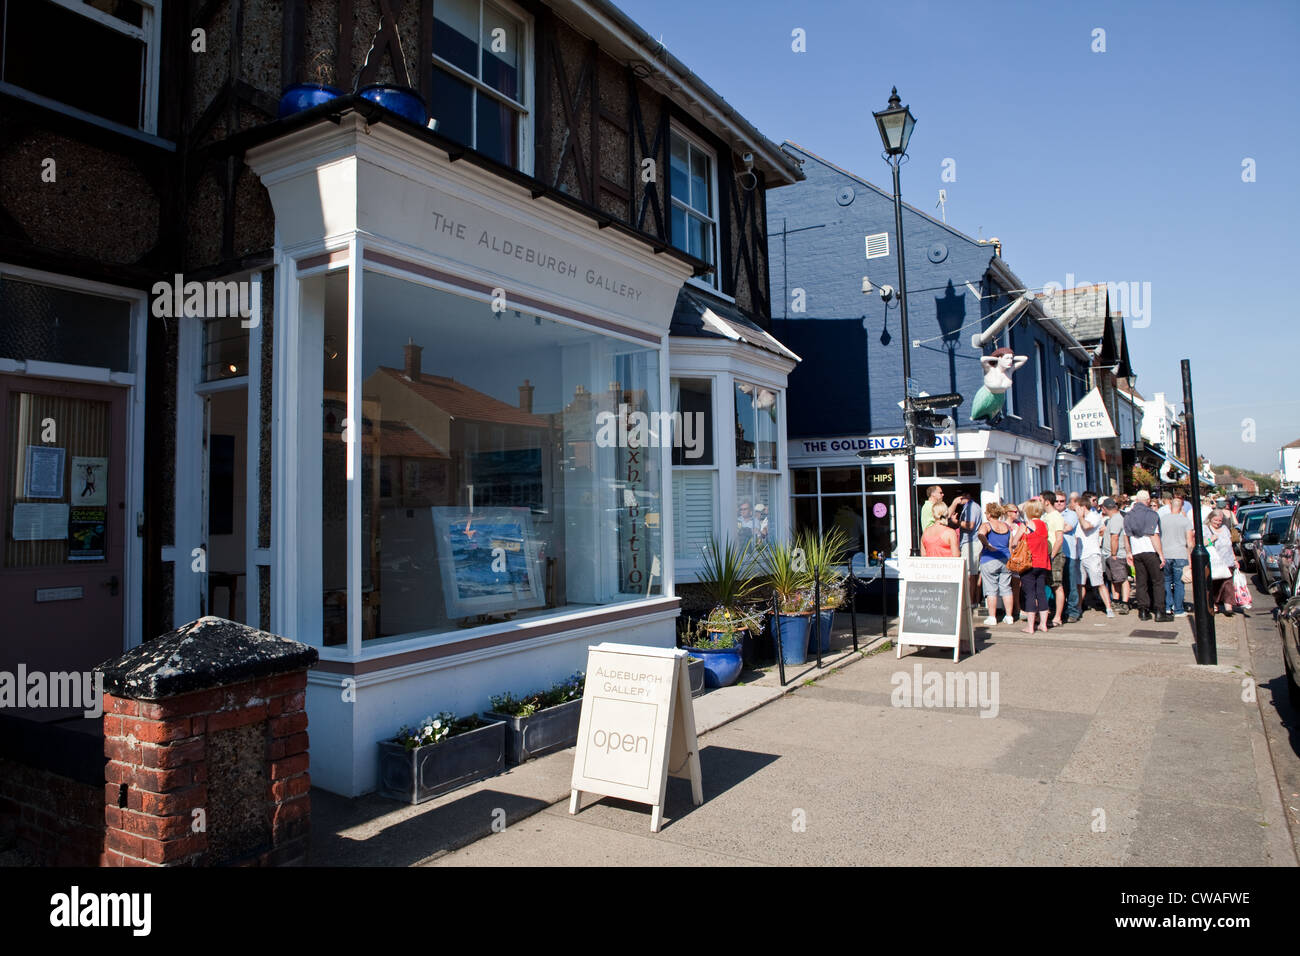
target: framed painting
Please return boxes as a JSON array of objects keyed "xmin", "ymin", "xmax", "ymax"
[{"xmin": 431, "ymin": 506, "xmax": 545, "ymax": 619}]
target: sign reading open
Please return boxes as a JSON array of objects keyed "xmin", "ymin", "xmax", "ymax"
[{"xmin": 569, "ymin": 643, "xmax": 702, "ymax": 832}]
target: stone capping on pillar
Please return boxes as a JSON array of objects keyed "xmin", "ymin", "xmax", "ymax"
[{"xmin": 94, "ymin": 616, "xmax": 319, "ymax": 867}]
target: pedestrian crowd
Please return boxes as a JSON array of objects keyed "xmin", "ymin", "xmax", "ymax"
[{"xmin": 918, "ymin": 484, "xmax": 1244, "ymax": 634}]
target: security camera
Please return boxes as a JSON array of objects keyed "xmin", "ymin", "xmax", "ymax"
[
  {"xmin": 741, "ymin": 152, "xmax": 754, "ymax": 171},
  {"xmin": 879, "ymin": 284, "xmax": 895, "ymax": 302}
]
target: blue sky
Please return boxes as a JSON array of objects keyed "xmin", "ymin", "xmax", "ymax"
[{"xmin": 619, "ymin": 0, "xmax": 1300, "ymax": 474}]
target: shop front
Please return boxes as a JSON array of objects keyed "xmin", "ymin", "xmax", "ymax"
[
  {"xmin": 245, "ymin": 114, "xmax": 696, "ymax": 795},
  {"xmin": 789, "ymin": 427, "xmax": 1062, "ymax": 570}
]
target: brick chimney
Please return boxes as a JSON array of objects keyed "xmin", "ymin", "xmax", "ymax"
[
  {"xmin": 403, "ymin": 338, "xmax": 422, "ymax": 381},
  {"xmin": 518, "ymin": 379, "xmax": 534, "ymax": 413}
]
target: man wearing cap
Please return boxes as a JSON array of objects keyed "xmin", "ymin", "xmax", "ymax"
[{"xmin": 1124, "ymin": 489, "xmax": 1169, "ymax": 622}]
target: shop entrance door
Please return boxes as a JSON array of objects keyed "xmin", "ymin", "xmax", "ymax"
[{"xmin": 0, "ymin": 375, "xmax": 127, "ymax": 678}]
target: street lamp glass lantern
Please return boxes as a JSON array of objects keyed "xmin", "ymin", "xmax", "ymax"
[{"xmin": 873, "ymin": 87, "xmax": 916, "ymax": 156}]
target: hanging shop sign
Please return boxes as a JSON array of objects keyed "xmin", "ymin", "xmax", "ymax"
[
  {"xmin": 569, "ymin": 643, "xmax": 701, "ymax": 832},
  {"xmin": 1069, "ymin": 388, "xmax": 1117, "ymax": 440}
]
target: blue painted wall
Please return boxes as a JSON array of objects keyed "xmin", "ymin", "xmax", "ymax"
[{"xmin": 768, "ymin": 143, "xmax": 1095, "ymax": 486}]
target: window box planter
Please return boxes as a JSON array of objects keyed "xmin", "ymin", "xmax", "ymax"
[
  {"xmin": 378, "ymin": 717, "xmax": 506, "ymax": 804},
  {"xmin": 485, "ymin": 697, "xmax": 583, "ymax": 765},
  {"xmin": 686, "ymin": 655, "xmax": 706, "ymax": 697}
]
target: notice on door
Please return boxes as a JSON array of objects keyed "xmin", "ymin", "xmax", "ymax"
[
  {"xmin": 71, "ymin": 456, "xmax": 108, "ymax": 506},
  {"xmin": 12, "ymin": 502, "xmax": 70, "ymax": 541},
  {"xmin": 68, "ymin": 507, "xmax": 107, "ymax": 561},
  {"xmin": 24, "ymin": 446, "xmax": 65, "ymax": 498}
]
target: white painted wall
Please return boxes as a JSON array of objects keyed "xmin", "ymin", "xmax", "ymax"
[{"xmin": 306, "ymin": 610, "xmax": 676, "ymax": 796}]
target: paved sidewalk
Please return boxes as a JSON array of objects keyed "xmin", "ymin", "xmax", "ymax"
[{"xmin": 312, "ymin": 604, "xmax": 1298, "ymax": 866}]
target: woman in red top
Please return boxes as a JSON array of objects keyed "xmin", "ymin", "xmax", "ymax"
[{"xmin": 1018, "ymin": 500, "xmax": 1051, "ymax": 634}]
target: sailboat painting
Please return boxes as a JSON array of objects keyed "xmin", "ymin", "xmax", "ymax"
[{"xmin": 432, "ymin": 506, "xmax": 544, "ymax": 618}]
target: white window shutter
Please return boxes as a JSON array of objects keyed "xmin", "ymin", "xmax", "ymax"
[{"xmin": 673, "ymin": 471, "xmax": 716, "ymax": 560}]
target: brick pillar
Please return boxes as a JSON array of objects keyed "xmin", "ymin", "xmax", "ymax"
[{"xmin": 96, "ymin": 617, "xmax": 318, "ymax": 866}]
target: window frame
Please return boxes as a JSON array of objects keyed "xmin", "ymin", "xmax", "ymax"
[
  {"xmin": 430, "ymin": 0, "xmax": 534, "ymax": 174},
  {"xmin": 0, "ymin": 0, "xmax": 163, "ymax": 136},
  {"xmin": 670, "ymin": 374, "xmax": 720, "ymax": 565},
  {"xmin": 1035, "ymin": 341, "xmax": 1050, "ymax": 428},
  {"xmin": 668, "ymin": 122, "xmax": 722, "ymax": 293}
]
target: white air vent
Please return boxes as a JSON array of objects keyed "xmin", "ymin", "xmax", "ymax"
[{"xmin": 865, "ymin": 233, "xmax": 890, "ymax": 259}]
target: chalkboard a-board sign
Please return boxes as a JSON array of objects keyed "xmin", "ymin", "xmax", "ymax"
[{"xmin": 896, "ymin": 556, "xmax": 974, "ymax": 661}]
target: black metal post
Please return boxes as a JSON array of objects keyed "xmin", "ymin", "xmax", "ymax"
[
  {"xmin": 849, "ymin": 570, "xmax": 860, "ymax": 652},
  {"xmin": 1182, "ymin": 360, "xmax": 1216, "ymax": 664},
  {"xmin": 892, "ymin": 158, "xmax": 920, "ymax": 557},
  {"xmin": 772, "ymin": 590, "xmax": 787, "ymax": 686},
  {"xmin": 813, "ymin": 574, "xmax": 824, "ymax": 669}
]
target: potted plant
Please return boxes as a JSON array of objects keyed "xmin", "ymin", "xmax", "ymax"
[
  {"xmin": 484, "ymin": 671, "xmax": 585, "ymax": 765},
  {"xmin": 683, "ymin": 606, "xmax": 763, "ymax": 688},
  {"xmin": 686, "ymin": 654, "xmax": 706, "ymax": 697},
  {"xmin": 377, "ymin": 711, "xmax": 506, "ymax": 804},
  {"xmin": 802, "ymin": 527, "xmax": 851, "ymax": 654},
  {"xmin": 278, "ymin": 49, "xmax": 345, "ymax": 118},
  {"xmin": 763, "ymin": 538, "xmax": 814, "ymax": 666},
  {"xmin": 685, "ymin": 536, "xmax": 764, "ymax": 685}
]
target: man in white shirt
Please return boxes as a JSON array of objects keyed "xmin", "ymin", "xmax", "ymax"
[
  {"xmin": 1124, "ymin": 490, "xmax": 1168, "ymax": 622},
  {"xmin": 1076, "ymin": 493, "xmax": 1114, "ymax": 618}
]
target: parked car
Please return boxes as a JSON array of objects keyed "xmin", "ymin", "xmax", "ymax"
[
  {"xmin": 1270, "ymin": 504, "xmax": 1300, "ymax": 605},
  {"xmin": 1249, "ymin": 508, "xmax": 1293, "ymax": 593},
  {"xmin": 1277, "ymin": 591, "xmax": 1300, "ymax": 705},
  {"xmin": 1239, "ymin": 506, "xmax": 1290, "ymax": 571},
  {"xmin": 1233, "ymin": 504, "xmax": 1281, "ymax": 562}
]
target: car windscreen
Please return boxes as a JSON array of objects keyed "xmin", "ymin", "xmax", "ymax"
[
  {"xmin": 1243, "ymin": 513, "xmax": 1268, "ymax": 533},
  {"xmin": 1266, "ymin": 513, "xmax": 1291, "ymax": 536}
]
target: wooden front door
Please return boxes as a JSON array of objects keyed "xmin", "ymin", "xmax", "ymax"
[{"xmin": 0, "ymin": 374, "xmax": 128, "ymax": 676}]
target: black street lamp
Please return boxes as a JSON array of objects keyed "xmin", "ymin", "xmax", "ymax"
[{"xmin": 873, "ymin": 88, "xmax": 921, "ymax": 555}]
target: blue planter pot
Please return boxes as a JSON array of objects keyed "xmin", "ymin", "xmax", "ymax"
[
  {"xmin": 691, "ymin": 638, "xmax": 744, "ymax": 688},
  {"xmin": 807, "ymin": 608, "xmax": 835, "ymax": 654},
  {"xmin": 278, "ymin": 83, "xmax": 344, "ymax": 118},
  {"xmin": 775, "ymin": 614, "xmax": 811, "ymax": 666},
  {"xmin": 358, "ymin": 84, "xmax": 428, "ymax": 125}
]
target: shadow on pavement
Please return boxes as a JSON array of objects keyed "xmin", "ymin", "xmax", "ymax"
[{"xmin": 311, "ymin": 787, "xmax": 551, "ymax": 866}]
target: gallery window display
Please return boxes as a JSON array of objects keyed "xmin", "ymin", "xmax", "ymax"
[{"xmin": 315, "ymin": 270, "xmax": 663, "ymax": 647}]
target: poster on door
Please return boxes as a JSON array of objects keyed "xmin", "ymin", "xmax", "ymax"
[
  {"xmin": 71, "ymin": 456, "xmax": 108, "ymax": 506},
  {"xmin": 24, "ymin": 446, "xmax": 65, "ymax": 498},
  {"xmin": 67, "ymin": 507, "xmax": 107, "ymax": 561}
]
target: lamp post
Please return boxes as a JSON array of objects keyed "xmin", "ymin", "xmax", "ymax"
[
  {"xmin": 873, "ymin": 88, "xmax": 920, "ymax": 555},
  {"xmin": 1182, "ymin": 360, "xmax": 1216, "ymax": 664}
]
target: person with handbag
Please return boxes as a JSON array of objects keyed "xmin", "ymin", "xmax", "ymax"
[
  {"xmin": 1003, "ymin": 502, "xmax": 1028, "ymax": 621},
  {"xmin": 1206, "ymin": 509, "xmax": 1239, "ymax": 615},
  {"xmin": 1016, "ymin": 500, "xmax": 1051, "ymax": 634},
  {"xmin": 977, "ymin": 502, "xmax": 1021, "ymax": 626}
]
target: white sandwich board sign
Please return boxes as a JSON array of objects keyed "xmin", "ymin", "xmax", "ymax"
[
  {"xmin": 895, "ymin": 556, "xmax": 975, "ymax": 661},
  {"xmin": 569, "ymin": 643, "xmax": 702, "ymax": 832}
]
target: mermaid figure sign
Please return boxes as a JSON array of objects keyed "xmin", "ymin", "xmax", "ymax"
[{"xmin": 970, "ymin": 347, "xmax": 1028, "ymax": 422}]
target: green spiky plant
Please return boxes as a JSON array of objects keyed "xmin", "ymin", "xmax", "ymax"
[
  {"xmin": 761, "ymin": 537, "xmax": 814, "ymax": 614},
  {"xmin": 800, "ymin": 526, "xmax": 851, "ymax": 610},
  {"xmin": 689, "ymin": 536, "xmax": 764, "ymax": 647}
]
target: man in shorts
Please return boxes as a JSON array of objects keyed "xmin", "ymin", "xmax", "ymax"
[
  {"xmin": 1075, "ymin": 494, "xmax": 1114, "ymax": 618},
  {"xmin": 1101, "ymin": 497, "xmax": 1131, "ymax": 613},
  {"xmin": 954, "ymin": 493, "xmax": 983, "ymax": 606}
]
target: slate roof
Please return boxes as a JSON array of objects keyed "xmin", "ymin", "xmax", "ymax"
[
  {"xmin": 1036, "ymin": 284, "xmax": 1108, "ymax": 344},
  {"xmin": 670, "ymin": 286, "xmax": 800, "ymax": 362}
]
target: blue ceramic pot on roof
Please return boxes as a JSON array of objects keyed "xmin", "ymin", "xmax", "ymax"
[
  {"xmin": 278, "ymin": 83, "xmax": 344, "ymax": 118},
  {"xmin": 357, "ymin": 84, "xmax": 428, "ymax": 126}
]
